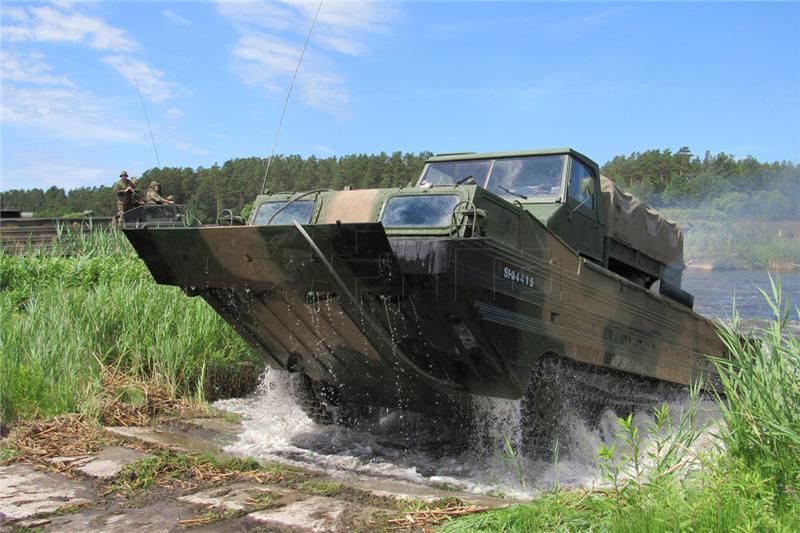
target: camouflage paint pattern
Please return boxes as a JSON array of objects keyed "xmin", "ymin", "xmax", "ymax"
[{"xmin": 123, "ymin": 148, "xmax": 726, "ymax": 416}]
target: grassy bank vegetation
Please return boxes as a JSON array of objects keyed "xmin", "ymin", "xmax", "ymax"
[
  {"xmin": 0, "ymin": 229, "xmax": 264, "ymax": 427},
  {"xmin": 662, "ymin": 209, "xmax": 800, "ymax": 270},
  {"xmin": 444, "ymin": 281, "xmax": 800, "ymax": 532}
]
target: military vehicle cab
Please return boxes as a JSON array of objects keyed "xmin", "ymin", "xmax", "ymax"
[{"xmin": 248, "ymin": 148, "xmax": 691, "ymax": 307}]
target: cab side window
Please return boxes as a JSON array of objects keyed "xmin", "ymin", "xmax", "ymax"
[{"xmin": 569, "ymin": 159, "xmax": 595, "ymax": 211}]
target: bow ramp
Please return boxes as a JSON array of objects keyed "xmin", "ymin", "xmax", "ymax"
[{"xmin": 124, "ymin": 223, "xmax": 480, "ymax": 416}]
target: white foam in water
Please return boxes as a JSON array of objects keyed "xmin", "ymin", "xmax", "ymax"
[{"xmin": 215, "ymin": 368, "xmax": 721, "ymax": 498}]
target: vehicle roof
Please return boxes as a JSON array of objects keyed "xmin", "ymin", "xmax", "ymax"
[{"xmin": 427, "ymin": 147, "xmax": 598, "ymax": 169}]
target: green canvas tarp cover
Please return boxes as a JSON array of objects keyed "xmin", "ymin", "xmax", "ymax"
[{"xmin": 599, "ymin": 176, "xmax": 684, "ymax": 269}]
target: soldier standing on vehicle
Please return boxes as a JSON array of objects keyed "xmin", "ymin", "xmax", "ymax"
[
  {"xmin": 113, "ymin": 171, "xmax": 142, "ymax": 224},
  {"xmin": 145, "ymin": 181, "xmax": 175, "ymax": 205}
]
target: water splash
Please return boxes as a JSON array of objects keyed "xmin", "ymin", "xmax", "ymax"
[{"xmin": 215, "ymin": 368, "xmax": 720, "ymax": 498}]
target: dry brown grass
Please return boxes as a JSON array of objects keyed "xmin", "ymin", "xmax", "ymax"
[
  {"xmin": 96, "ymin": 361, "xmax": 186, "ymax": 427},
  {"xmin": 384, "ymin": 504, "xmax": 488, "ymax": 531},
  {"xmin": 2, "ymin": 363, "xmax": 187, "ymax": 466},
  {"xmin": 5, "ymin": 414, "xmax": 113, "ymax": 463}
]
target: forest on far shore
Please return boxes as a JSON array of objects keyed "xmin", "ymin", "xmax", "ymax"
[{"xmin": 1, "ymin": 147, "xmax": 798, "ymax": 222}]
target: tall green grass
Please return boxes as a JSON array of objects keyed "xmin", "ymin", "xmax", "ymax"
[
  {"xmin": 713, "ymin": 277, "xmax": 800, "ymax": 508},
  {"xmin": 442, "ymin": 280, "xmax": 800, "ymax": 532},
  {"xmin": 0, "ymin": 228, "xmax": 264, "ymax": 426}
]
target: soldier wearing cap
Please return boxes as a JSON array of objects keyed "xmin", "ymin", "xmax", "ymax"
[
  {"xmin": 113, "ymin": 170, "xmax": 142, "ymax": 223},
  {"xmin": 145, "ymin": 181, "xmax": 175, "ymax": 205}
]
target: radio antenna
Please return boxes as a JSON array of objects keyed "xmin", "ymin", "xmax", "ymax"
[
  {"xmin": 135, "ymin": 78, "xmax": 162, "ymax": 168},
  {"xmin": 261, "ymin": 0, "xmax": 324, "ymax": 194}
]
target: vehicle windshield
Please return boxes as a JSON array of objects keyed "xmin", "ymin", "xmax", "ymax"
[
  {"xmin": 419, "ymin": 161, "xmax": 491, "ymax": 186},
  {"xmin": 486, "ymin": 156, "xmax": 565, "ymax": 198},
  {"xmin": 252, "ymin": 200, "xmax": 314, "ymax": 225},
  {"xmin": 382, "ymin": 194, "xmax": 460, "ymax": 228},
  {"xmin": 418, "ymin": 155, "xmax": 566, "ymax": 199}
]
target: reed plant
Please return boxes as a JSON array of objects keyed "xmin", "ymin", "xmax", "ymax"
[
  {"xmin": 0, "ymin": 230, "xmax": 264, "ymax": 427},
  {"xmin": 712, "ymin": 276, "xmax": 800, "ymax": 509}
]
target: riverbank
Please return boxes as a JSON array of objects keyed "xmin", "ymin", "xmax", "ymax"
[
  {"xmin": 662, "ymin": 210, "xmax": 800, "ymax": 271},
  {"xmin": 0, "ymin": 229, "xmax": 264, "ymax": 430}
]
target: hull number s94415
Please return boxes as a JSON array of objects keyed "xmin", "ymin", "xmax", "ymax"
[{"xmin": 503, "ymin": 266, "xmax": 537, "ymax": 288}]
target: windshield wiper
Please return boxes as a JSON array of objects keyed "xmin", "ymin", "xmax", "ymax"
[
  {"xmin": 455, "ymin": 174, "xmax": 475, "ymax": 186},
  {"xmin": 497, "ymin": 185, "xmax": 527, "ymax": 199}
]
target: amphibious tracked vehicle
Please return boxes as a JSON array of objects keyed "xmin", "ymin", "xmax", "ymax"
[{"xmin": 123, "ymin": 148, "xmax": 725, "ymax": 442}]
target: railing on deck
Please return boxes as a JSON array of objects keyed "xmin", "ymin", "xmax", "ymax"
[{"xmin": 0, "ymin": 216, "xmax": 113, "ymax": 255}]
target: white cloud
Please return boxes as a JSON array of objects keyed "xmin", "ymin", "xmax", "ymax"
[
  {"xmin": 2, "ymin": 5, "xmax": 182, "ymax": 105},
  {"xmin": 50, "ymin": 1, "xmax": 76, "ymax": 11},
  {"xmin": 216, "ymin": 2, "xmax": 299, "ymax": 32},
  {"xmin": 233, "ymin": 33, "xmax": 303, "ymax": 93},
  {"xmin": 300, "ymin": 69, "xmax": 349, "ymax": 114},
  {"xmin": 216, "ymin": 0, "xmax": 398, "ymax": 115},
  {"xmin": 102, "ymin": 55, "xmax": 178, "ymax": 104},
  {"xmin": 218, "ymin": 1, "xmax": 394, "ymax": 56},
  {"xmin": 173, "ymin": 141, "xmax": 210, "ymax": 155},
  {"xmin": 2, "ymin": 5, "xmax": 136, "ymax": 51},
  {"xmin": 10, "ymin": 160, "xmax": 108, "ymax": 189},
  {"xmin": 2, "ymin": 6, "xmax": 29, "ymax": 22},
  {"xmin": 166, "ymin": 107, "xmax": 183, "ymax": 117},
  {"xmin": 291, "ymin": 0, "xmax": 394, "ymax": 56},
  {"xmin": 232, "ymin": 33, "xmax": 348, "ymax": 115},
  {"xmin": 162, "ymin": 9, "xmax": 190, "ymax": 26},
  {"xmin": 0, "ymin": 50, "xmax": 73, "ymax": 86},
  {"xmin": 1, "ymin": 86, "xmax": 143, "ymax": 144}
]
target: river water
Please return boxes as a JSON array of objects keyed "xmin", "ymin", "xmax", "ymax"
[
  {"xmin": 216, "ymin": 270, "xmax": 797, "ymax": 498},
  {"xmin": 683, "ymin": 270, "xmax": 799, "ymax": 321}
]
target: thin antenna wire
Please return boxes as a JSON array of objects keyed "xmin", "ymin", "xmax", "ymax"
[
  {"xmin": 135, "ymin": 78, "xmax": 162, "ymax": 167},
  {"xmin": 261, "ymin": 0, "xmax": 324, "ymax": 194}
]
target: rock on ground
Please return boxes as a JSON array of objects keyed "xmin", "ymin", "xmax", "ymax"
[
  {"xmin": 0, "ymin": 463, "xmax": 95, "ymax": 522},
  {"xmin": 43, "ymin": 500, "xmax": 186, "ymax": 533},
  {"xmin": 46, "ymin": 446, "xmax": 153, "ymax": 479},
  {"xmin": 178, "ymin": 482, "xmax": 293, "ymax": 512},
  {"xmin": 247, "ymin": 495, "xmax": 386, "ymax": 532}
]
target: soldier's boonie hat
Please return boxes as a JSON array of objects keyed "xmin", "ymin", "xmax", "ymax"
[
  {"xmin": 120, "ymin": 170, "xmax": 129, "ymax": 177},
  {"xmin": 150, "ymin": 181, "xmax": 160, "ymax": 188}
]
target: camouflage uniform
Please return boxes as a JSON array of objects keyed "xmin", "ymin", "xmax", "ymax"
[
  {"xmin": 114, "ymin": 172, "xmax": 136, "ymax": 220},
  {"xmin": 145, "ymin": 181, "xmax": 168, "ymax": 204}
]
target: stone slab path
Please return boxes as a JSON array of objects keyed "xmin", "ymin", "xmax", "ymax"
[
  {"xmin": 46, "ymin": 446, "xmax": 153, "ymax": 479},
  {"xmin": 0, "ymin": 463, "xmax": 95, "ymax": 523},
  {"xmin": 1, "ymin": 417, "xmax": 514, "ymax": 531}
]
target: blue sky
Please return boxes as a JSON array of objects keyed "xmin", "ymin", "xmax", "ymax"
[{"xmin": 1, "ymin": 1, "xmax": 798, "ymax": 191}]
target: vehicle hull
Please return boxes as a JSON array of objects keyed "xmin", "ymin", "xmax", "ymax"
[{"xmin": 124, "ymin": 222, "xmax": 723, "ymax": 416}]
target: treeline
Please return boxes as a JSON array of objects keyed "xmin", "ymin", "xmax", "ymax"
[
  {"xmin": 0, "ymin": 152, "xmax": 431, "ymax": 222},
  {"xmin": 1, "ymin": 148, "xmax": 798, "ymax": 221},
  {"xmin": 603, "ymin": 147, "xmax": 799, "ymax": 219}
]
